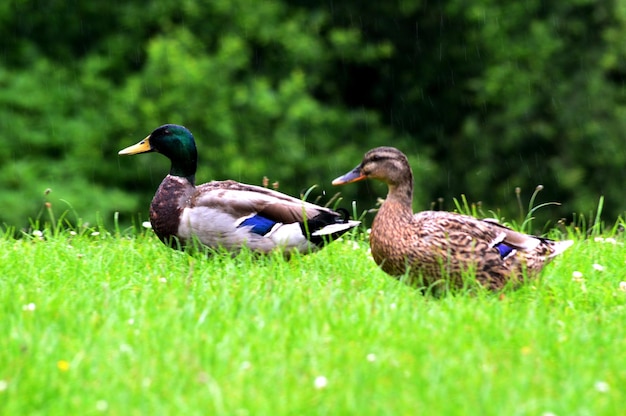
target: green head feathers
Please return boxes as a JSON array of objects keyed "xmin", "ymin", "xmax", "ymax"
[{"xmin": 119, "ymin": 124, "xmax": 198, "ymax": 182}]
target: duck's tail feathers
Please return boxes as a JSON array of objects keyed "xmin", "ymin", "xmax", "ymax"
[
  {"xmin": 303, "ymin": 210, "xmax": 360, "ymax": 246},
  {"xmin": 311, "ymin": 220, "xmax": 361, "ymax": 237}
]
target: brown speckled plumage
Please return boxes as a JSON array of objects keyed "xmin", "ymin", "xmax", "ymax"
[{"xmin": 333, "ymin": 146, "xmax": 573, "ymax": 291}]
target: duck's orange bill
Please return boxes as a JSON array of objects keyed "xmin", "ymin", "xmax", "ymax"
[{"xmin": 332, "ymin": 166, "xmax": 366, "ymax": 185}]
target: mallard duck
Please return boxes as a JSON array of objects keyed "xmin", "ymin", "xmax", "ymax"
[
  {"xmin": 332, "ymin": 146, "xmax": 573, "ymax": 291},
  {"xmin": 119, "ymin": 124, "xmax": 359, "ymax": 256}
]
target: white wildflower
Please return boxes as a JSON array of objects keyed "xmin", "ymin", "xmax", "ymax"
[
  {"xmin": 22, "ymin": 303, "xmax": 36, "ymax": 311},
  {"xmin": 142, "ymin": 221, "xmax": 152, "ymax": 229},
  {"xmin": 0, "ymin": 380, "xmax": 8, "ymax": 392},
  {"xmin": 572, "ymin": 271, "xmax": 584, "ymax": 279},
  {"xmin": 95, "ymin": 400, "xmax": 108, "ymax": 412},
  {"xmin": 366, "ymin": 353, "xmax": 377, "ymax": 362},
  {"xmin": 619, "ymin": 282, "xmax": 626, "ymax": 292},
  {"xmin": 314, "ymin": 376, "xmax": 328, "ymax": 389},
  {"xmin": 594, "ymin": 381, "xmax": 610, "ymax": 393},
  {"xmin": 119, "ymin": 344, "xmax": 133, "ymax": 354},
  {"xmin": 595, "ymin": 237, "xmax": 622, "ymax": 245},
  {"xmin": 592, "ymin": 264, "xmax": 604, "ymax": 272}
]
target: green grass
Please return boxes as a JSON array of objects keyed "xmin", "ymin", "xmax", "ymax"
[{"xmin": 1, "ymin": 225, "xmax": 625, "ymax": 415}]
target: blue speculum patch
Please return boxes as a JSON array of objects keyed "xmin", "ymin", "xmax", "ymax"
[
  {"xmin": 239, "ymin": 215, "xmax": 277, "ymax": 235},
  {"xmin": 494, "ymin": 242, "xmax": 515, "ymax": 258}
]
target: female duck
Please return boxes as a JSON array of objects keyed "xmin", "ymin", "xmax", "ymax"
[
  {"xmin": 332, "ymin": 146, "xmax": 572, "ymax": 290},
  {"xmin": 119, "ymin": 124, "xmax": 359, "ymax": 255}
]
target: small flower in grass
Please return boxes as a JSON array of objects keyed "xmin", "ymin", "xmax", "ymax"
[
  {"xmin": 159, "ymin": 277, "xmax": 167, "ymax": 284},
  {"xmin": 57, "ymin": 360, "xmax": 70, "ymax": 372},
  {"xmin": 366, "ymin": 353, "xmax": 377, "ymax": 362},
  {"xmin": 594, "ymin": 237, "xmax": 621, "ymax": 245},
  {"xmin": 594, "ymin": 380, "xmax": 610, "ymax": 393},
  {"xmin": 390, "ymin": 302, "xmax": 397, "ymax": 310},
  {"xmin": 119, "ymin": 344, "xmax": 133, "ymax": 354},
  {"xmin": 592, "ymin": 263, "xmax": 604, "ymax": 272},
  {"xmin": 619, "ymin": 282, "xmax": 626, "ymax": 292},
  {"xmin": 142, "ymin": 221, "xmax": 152, "ymax": 229},
  {"xmin": 90, "ymin": 231, "xmax": 100, "ymax": 237},
  {"xmin": 95, "ymin": 400, "xmax": 108, "ymax": 412},
  {"xmin": 22, "ymin": 302, "xmax": 36, "ymax": 311},
  {"xmin": 32, "ymin": 230, "xmax": 43, "ymax": 238},
  {"xmin": 314, "ymin": 375, "xmax": 328, "ymax": 389},
  {"xmin": 571, "ymin": 271, "xmax": 587, "ymax": 292},
  {"xmin": 0, "ymin": 380, "xmax": 8, "ymax": 392}
]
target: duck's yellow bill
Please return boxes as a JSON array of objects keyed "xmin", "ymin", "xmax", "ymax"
[{"xmin": 118, "ymin": 135, "xmax": 152, "ymax": 155}]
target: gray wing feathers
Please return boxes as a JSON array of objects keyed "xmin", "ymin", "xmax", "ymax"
[{"xmin": 192, "ymin": 181, "xmax": 337, "ymax": 223}]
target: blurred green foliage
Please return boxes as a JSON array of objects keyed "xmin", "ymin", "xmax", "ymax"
[{"xmin": 1, "ymin": 0, "xmax": 624, "ymax": 231}]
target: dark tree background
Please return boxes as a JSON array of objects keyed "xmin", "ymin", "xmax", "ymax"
[{"xmin": 1, "ymin": 0, "xmax": 624, "ymax": 232}]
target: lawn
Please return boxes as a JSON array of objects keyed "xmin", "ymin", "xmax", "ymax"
[{"xmin": 1, "ymin": 223, "xmax": 625, "ymax": 415}]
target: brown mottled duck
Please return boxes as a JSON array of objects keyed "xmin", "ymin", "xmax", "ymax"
[{"xmin": 332, "ymin": 146, "xmax": 573, "ymax": 291}]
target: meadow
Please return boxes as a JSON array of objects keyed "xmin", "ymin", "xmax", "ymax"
[{"xmin": 1, "ymin": 220, "xmax": 625, "ymax": 415}]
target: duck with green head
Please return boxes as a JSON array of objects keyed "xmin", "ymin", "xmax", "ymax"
[
  {"xmin": 333, "ymin": 146, "xmax": 573, "ymax": 291},
  {"xmin": 119, "ymin": 124, "xmax": 359, "ymax": 256}
]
